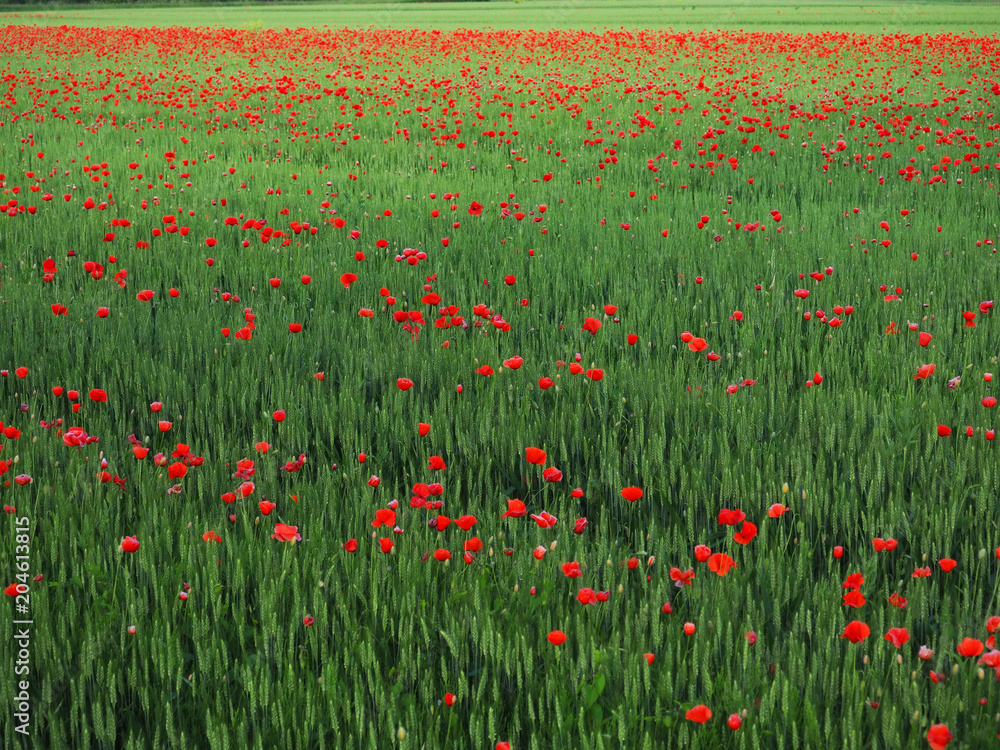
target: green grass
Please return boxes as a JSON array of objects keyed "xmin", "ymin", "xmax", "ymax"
[
  {"xmin": 0, "ymin": 16, "xmax": 999, "ymax": 750},
  {"xmin": 1, "ymin": 0, "xmax": 1000, "ymax": 33}
]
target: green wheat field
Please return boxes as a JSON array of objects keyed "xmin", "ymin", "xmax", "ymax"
[{"xmin": 1, "ymin": 2, "xmax": 1000, "ymax": 748}]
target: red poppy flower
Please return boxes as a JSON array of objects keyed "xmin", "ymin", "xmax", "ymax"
[
  {"xmin": 717, "ymin": 508, "xmax": 745, "ymax": 526},
  {"xmin": 956, "ymin": 637, "xmax": 984, "ymax": 657},
  {"xmin": 547, "ymin": 630, "xmax": 566, "ymax": 645},
  {"xmin": 884, "ymin": 627, "xmax": 910, "ymax": 648},
  {"xmin": 670, "ymin": 567, "xmax": 695, "ymax": 587},
  {"xmin": 685, "ymin": 705, "xmax": 712, "ymax": 724},
  {"xmin": 733, "ymin": 521, "xmax": 757, "ymax": 545},
  {"xmin": 501, "ymin": 499, "xmax": 527, "ymax": 519},
  {"xmin": 842, "ymin": 591, "xmax": 866, "ymax": 608},
  {"xmin": 707, "ymin": 553, "xmax": 736, "ymax": 576},
  {"xmin": 525, "ymin": 447, "xmax": 547, "ymax": 465},
  {"xmin": 542, "ymin": 467, "xmax": 562, "ymax": 482},
  {"xmin": 561, "ymin": 561, "xmax": 582, "ymax": 578},
  {"xmin": 926, "ymin": 724, "xmax": 953, "ymax": 750},
  {"xmin": 841, "ymin": 621, "xmax": 870, "ymax": 643},
  {"xmin": 272, "ymin": 523, "xmax": 301, "ymax": 543},
  {"xmin": 120, "ymin": 536, "xmax": 140, "ymax": 553}
]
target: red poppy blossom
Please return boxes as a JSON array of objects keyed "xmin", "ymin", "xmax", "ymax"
[
  {"xmin": 841, "ymin": 621, "xmax": 870, "ymax": 643},
  {"xmin": 525, "ymin": 447, "xmax": 547, "ymax": 465},
  {"xmin": 707, "ymin": 553, "xmax": 736, "ymax": 576},
  {"xmin": 542, "ymin": 467, "xmax": 563, "ymax": 482},
  {"xmin": 926, "ymin": 724, "xmax": 953, "ymax": 750},
  {"xmin": 621, "ymin": 487, "xmax": 643, "ymax": 502},
  {"xmin": 956, "ymin": 638, "xmax": 984, "ymax": 657},
  {"xmin": 884, "ymin": 628, "xmax": 910, "ymax": 648},
  {"xmin": 501, "ymin": 499, "xmax": 527, "ymax": 519},
  {"xmin": 120, "ymin": 536, "xmax": 140, "ymax": 553},
  {"xmin": 685, "ymin": 705, "xmax": 712, "ymax": 724},
  {"xmin": 272, "ymin": 523, "xmax": 301, "ymax": 543},
  {"xmin": 733, "ymin": 521, "xmax": 757, "ymax": 545},
  {"xmin": 717, "ymin": 508, "xmax": 745, "ymax": 526}
]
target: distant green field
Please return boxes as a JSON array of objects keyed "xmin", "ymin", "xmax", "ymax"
[{"xmin": 2, "ymin": 0, "xmax": 1000, "ymax": 32}]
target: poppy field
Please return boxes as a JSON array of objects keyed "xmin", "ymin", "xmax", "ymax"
[{"xmin": 2, "ymin": 16, "xmax": 1000, "ymax": 750}]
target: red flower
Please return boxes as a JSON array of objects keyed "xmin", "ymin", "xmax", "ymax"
[
  {"xmin": 842, "ymin": 591, "xmax": 866, "ymax": 608},
  {"xmin": 707, "ymin": 553, "xmax": 736, "ymax": 576},
  {"xmin": 956, "ymin": 637, "xmax": 984, "ymax": 657},
  {"xmin": 733, "ymin": 521, "xmax": 757, "ymax": 545},
  {"xmin": 670, "ymin": 567, "xmax": 695, "ymax": 587},
  {"xmin": 884, "ymin": 627, "xmax": 910, "ymax": 648},
  {"xmin": 501, "ymin": 499, "xmax": 527, "ymax": 519},
  {"xmin": 926, "ymin": 724, "xmax": 953, "ymax": 750},
  {"xmin": 272, "ymin": 523, "xmax": 301, "ymax": 543},
  {"xmin": 685, "ymin": 705, "xmax": 712, "ymax": 724},
  {"xmin": 542, "ymin": 467, "xmax": 563, "ymax": 482},
  {"xmin": 524, "ymin": 447, "xmax": 547, "ymax": 465},
  {"xmin": 620, "ymin": 486, "xmax": 643, "ymax": 502},
  {"xmin": 561, "ymin": 561, "xmax": 582, "ymax": 578},
  {"xmin": 717, "ymin": 508, "xmax": 745, "ymax": 526},
  {"xmin": 547, "ymin": 630, "xmax": 567, "ymax": 645},
  {"xmin": 120, "ymin": 536, "xmax": 140, "ymax": 553},
  {"xmin": 841, "ymin": 621, "xmax": 870, "ymax": 643}
]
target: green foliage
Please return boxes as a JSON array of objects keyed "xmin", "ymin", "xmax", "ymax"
[{"xmin": 0, "ymin": 18, "xmax": 998, "ymax": 750}]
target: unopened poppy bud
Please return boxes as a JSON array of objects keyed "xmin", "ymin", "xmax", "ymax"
[
  {"xmin": 397, "ymin": 728, "xmax": 406, "ymax": 741},
  {"xmin": 897, "ymin": 655, "xmax": 903, "ymax": 664},
  {"xmin": 863, "ymin": 655, "xmax": 869, "ymax": 665},
  {"xmin": 979, "ymin": 668, "xmax": 986, "ymax": 680},
  {"xmin": 550, "ymin": 540, "xmax": 558, "ymax": 551},
  {"xmin": 782, "ymin": 482, "xmax": 789, "ymax": 493},
  {"xmin": 488, "ymin": 547, "xmax": 493, "ymax": 557},
  {"xmin": 513, "ymin": 584, "xmax": 518, "ymax": 593},
  {"xmin": 952, "ymin": 664, "xmax": 960, "ymax": 676}
]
